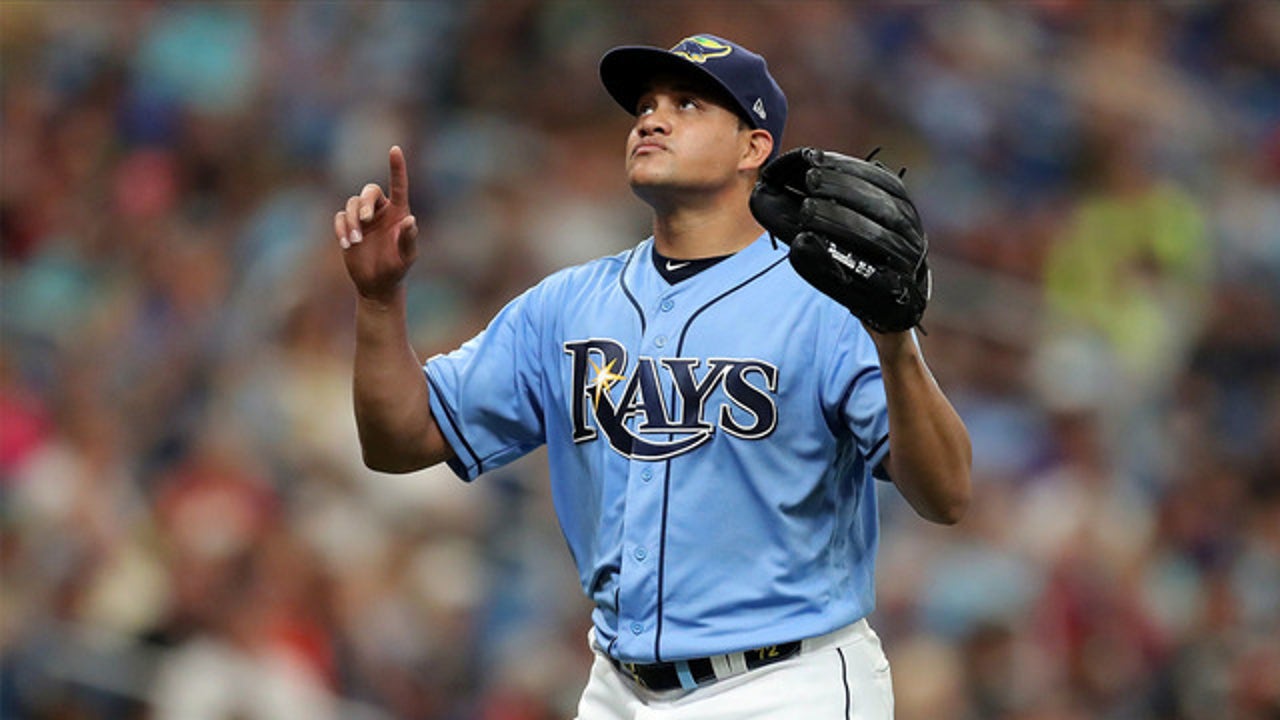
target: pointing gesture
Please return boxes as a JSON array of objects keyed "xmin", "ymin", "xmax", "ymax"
[{"xmin": 335, "ymin": 146, "xmax": 419, "ymax": 303}]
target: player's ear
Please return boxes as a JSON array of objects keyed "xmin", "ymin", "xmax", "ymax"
[{"xmin": 740, "ymin": 128, "xmax": 773, "ymax": 173}]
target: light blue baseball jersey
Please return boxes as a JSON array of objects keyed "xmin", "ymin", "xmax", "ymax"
[{"xmin": 424, "ymin": 232, "xmax": 890, "ymax": 663}]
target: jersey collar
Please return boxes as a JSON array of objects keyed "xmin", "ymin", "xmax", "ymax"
[{"xmin": 625, "ymin": 232, "xmax": 789, "ymax": 312}]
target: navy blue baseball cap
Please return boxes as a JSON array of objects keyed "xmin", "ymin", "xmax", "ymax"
[{"xmin": 600, "ymin": 34, "xmax": 787, "ymax": 159}]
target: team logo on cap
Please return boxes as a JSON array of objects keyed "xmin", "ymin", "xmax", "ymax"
[{"xmin": 670, "ymin": 35, "xmax": 732, "ymax": 64}]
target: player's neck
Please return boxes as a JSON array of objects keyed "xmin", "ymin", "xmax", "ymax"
[{"xmin": 651, "ymin": 204, "xmax": 763, "ymax": 260}]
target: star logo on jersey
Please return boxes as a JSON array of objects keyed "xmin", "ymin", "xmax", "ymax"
[
  {"xmin": 588, "ymin": 357, "xmax": 627, "ymax": 409},
  {"xmin": 564, "ymin": 338, "xmax": 778, "ymax": 461}
]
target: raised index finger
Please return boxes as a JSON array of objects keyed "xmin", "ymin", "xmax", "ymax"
[{"xmin": 388, "ymin": 145, "xmax": 410, "ymax": 207}]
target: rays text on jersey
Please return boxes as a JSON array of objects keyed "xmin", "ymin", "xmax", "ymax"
[{"xmin": 564, "ymin": 338, "xmax": 778, "ymax": 461}]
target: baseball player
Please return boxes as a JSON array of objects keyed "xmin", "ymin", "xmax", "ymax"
[{"xmin": 333, "ymin": 34, "xmax": 970, "ymax": 718}]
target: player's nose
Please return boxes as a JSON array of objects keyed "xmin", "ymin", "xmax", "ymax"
[{"xmin": 636, "ymin": 108, "xmax": 671, "ymax": 137}]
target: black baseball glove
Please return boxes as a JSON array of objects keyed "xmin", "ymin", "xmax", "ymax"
[{"xmin": 749, "ymin": 147, "xmax": 931, "ymax": 333}]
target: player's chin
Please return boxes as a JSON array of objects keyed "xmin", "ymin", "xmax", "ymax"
[
  {"xmin": 627, "ymin": 173, "xmax": 680, "ymax": 206},
  {"xmin": 626, "ymin": 152, "xmax": 664, "ymax": 178},
  {"xmin": 626, "ymin": 164, "xmax": 669, "ymax": 192}
]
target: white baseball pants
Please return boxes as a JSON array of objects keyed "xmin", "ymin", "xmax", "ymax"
[{"xmin": 574, "ymin": 619, "xmax": 894, "ymax": 720}]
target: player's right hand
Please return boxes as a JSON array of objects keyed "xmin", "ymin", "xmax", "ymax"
[{"xmin": 334, "ymin": 145, "xmax": 419, "ymax": 304}]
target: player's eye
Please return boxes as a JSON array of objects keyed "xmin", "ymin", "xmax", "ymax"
[{"xmin": 678, "ymin": 96, "xmax": 699, "ymax": 110}]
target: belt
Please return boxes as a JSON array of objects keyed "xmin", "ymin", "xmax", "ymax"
[{"xmin": 610, "ymin": 641, "xmax": 802, "ymax": 692}]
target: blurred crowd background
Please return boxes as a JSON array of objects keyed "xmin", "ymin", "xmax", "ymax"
[{"xmin": 2, "ymin": 2, "xmax": 1278, "ymax": 719}]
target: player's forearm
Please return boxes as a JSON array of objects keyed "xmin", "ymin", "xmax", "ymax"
[
  {"xmin": 873, "ymin": 331, "xmax": 972, "ymax": 524},
  {"xmin": 353, "ymin": 290, "xmax": 451, "ymax": 473}
]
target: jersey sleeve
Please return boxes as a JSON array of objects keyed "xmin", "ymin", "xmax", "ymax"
[
  {"xmin": 822, "ymin": 314, "xmax": 891, "ymax": 477},
  {"xmin": 424, "ymin": 284, "xmax": 549, "ymax": 481}
]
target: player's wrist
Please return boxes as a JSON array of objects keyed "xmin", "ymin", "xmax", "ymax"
[
  {"xmin": 356, "ymin": 285, "xmax": 407, "ymax": 314},
  {"xmin": 867, "ymin": 326, "xmax": 916, "ymax": 362}
]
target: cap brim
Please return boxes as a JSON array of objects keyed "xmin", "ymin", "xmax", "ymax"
[{"xmin": 600, "ymin": 46, "xmax": 743, "ymax": 121}]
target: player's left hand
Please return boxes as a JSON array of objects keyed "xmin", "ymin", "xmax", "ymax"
[{"xmin": 749, "ymin": 147, "xmax": 931, "ymax": 334}]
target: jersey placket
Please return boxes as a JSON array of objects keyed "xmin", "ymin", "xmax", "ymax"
[{"xmin": 613, "ymin": 289, "xmax": 683, "ymax": 662}]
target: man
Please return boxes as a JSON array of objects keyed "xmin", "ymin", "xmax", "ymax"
[{"xmin": 332, "ymin": 33, "xmax": 970, "ymax": 719}]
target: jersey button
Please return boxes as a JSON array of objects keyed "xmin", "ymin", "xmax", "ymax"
[
  {"xmin": 633, "ymin": 546, "xmax": 647, "ymax": 561},
  {"xmin": 660, "ymin": 299, "xmax": 674, "ymax": 312},
  {"xmin": 640, "ymin": 468, "xmax": 653, "ymax": 481},
  {"xmin": 631, "ymin": 622, "xmax": 644, "ymax": 635},
  {"xmin": 654, "ymin": 335, "xmax": 667, "ymax": 348}
]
